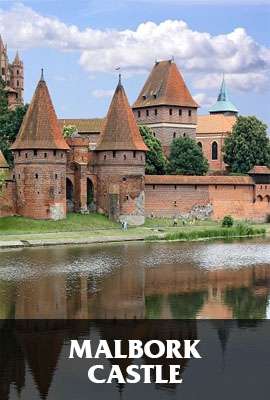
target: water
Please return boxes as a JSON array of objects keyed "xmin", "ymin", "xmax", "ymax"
[
  {"xmin": 0, "ymin": 238, "xmax": 270, "ymax": 319},
  {"xmin": 1, "ymin": 239, "xmax": 270, "ymax": 399}
]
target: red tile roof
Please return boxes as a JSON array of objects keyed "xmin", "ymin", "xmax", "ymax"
[
  {"xmin": 11, "ymin": 77, "xmax": 69, "ymax": 150},
  {"xmin": 0, "ymin": 150, "xmax": 9, "ymax": 168},
  {"xmin": 96, "ymin": 80, "xmax": 148, "ymax": 151},
  {"xmin": 249, "ymin": 166, "xmax": 270, "ymax": 175},
  {"xmin": 145, "ymin": 175, "xmax": 254, "ymax": 185},
  {"xmin": 58, "ymin": 118, "xmax": 105, "ymax": 133},
  {"xmin": 133, "ymin": 60, "xmax": 198, "ymax": 109},
  {"xmin": 197, "ymin": 115, "xmax": 236, "ymax": 134}
]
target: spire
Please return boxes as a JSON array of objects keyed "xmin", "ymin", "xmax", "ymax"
[
  {"xmin": 96, "ymin": 79, "xmax": 148, "ymax": 151},
  {"xmin": 133, "ymin": 60, "xmax": 198, "ymax": 108},
  {"xmin": 11, "ymin": 74, "xmax": 70, "ymax": 150},
  {"xmin": 13, "ymin": 50, "xmax": 21, "ymax": 64},
  {"xmin": 40, "ymin": 68, "xmax": 44, "ymax": 81},
  {"xmin": 209, "ymin": 75, "xmax": 238, "ymax": 115},
  {"xmin": 0, "ymin": 34, "xmax": 4, "ymax": 51}
]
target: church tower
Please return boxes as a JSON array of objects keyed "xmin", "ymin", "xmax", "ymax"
[
  {"xmin": 10, "ymin": 51, "xmax": 24, "ymax": 105},
  {"xmin": 209, "ymin": 75, "xmax": 238, "ymax": 116},
  {"xmin": 0, "ymin": 35, "xmax": 10, "ymax": 83},
  {"xmin": 133, "ymin": 60, "xmax": 198, "ymax": 155},
  {"xmin": 95, "ymin": 75, "xmax": 148, "ymax": 225},
  {"xmin": 11, "ymin": 71, "xmax": 70, "ymax": 220}
]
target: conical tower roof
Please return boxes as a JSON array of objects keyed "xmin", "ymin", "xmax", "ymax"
[
  {"xmin": 11, "ymin": 71, "xmax": 69, "ymax": 150},
  {"xmin": 209, "ymin": 75, "xmax": 238, "ymax": 115},
  {"xmin": 0, "ymin": 34, "xmax": 4, "ymax": 51},
  {"xmin": 0, "ymin": 150, "xmax": 9, "ymax": 168},
  {"xmin": 133, "ymin": 60, "xmax": 198, "ymax": 108},
  {"xmin": 96, "ymin": 76, "xmax": 148, "ymax": 151}
]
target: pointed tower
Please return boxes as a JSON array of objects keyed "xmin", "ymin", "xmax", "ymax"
[
  {"xmin": 133, "ymin": 60, "xmax": 198, "ymax": 155},
  {"xmin": 209, "ymin": 75, "xmax": 238, "ymax": 116},
  {"xmin": 0, "ymin": 34, "xmax": 9, "ymax": 84},
  {"xmin": 10, "ymin": 50, "xmax": 24, "ymax": 106},
  {"xmin": 0, "ymin": 150, "xmax": 9, "ymax": 172},
  {"xmin": 95, "ymin": 75, "xmax": 148, "ymax": 225},
  {"xmin": 11, "ymin": 71, "xmax": 70, "ymax": 220}
]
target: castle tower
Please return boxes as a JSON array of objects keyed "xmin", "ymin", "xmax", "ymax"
[
  {"xmin": 209, "ymin": 75, "xmax": 238, "ymax": 116},
  {"xmin": 133, "ymin": 60, "xmax": 198, "ymax": 155},
  {"xmin": 11, "ymin": 71, "xmax": 70, "ymax": 220},
  {"xmin": 10, "ymin": 51, "xmax": 24, "ymax": 106},
  {"xmin": 0, "ymin": 35, "xmax": 10, "ymax": 84},
  {"xmin": 95, "ymin": 75, "xmax": 148, "ymax": 226}
]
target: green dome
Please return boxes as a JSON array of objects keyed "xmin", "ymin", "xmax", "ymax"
[{"xmin": 209, "ymin": 76, "xmax": 238, "ymax": 115}]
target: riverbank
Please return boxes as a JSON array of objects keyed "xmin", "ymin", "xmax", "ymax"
[{"xmin": 0, "ymin": 217, "xmax": 268, "ymax": 249}]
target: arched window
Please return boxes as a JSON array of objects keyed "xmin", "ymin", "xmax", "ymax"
[
  {"xmin": 66, "ymin": 178, "xmax": 74, "ymax": 212},
  {"xmin": 198, "ymin": 142, "xmax": 202, "ymax": 149},
  {"xmin": 212, "ymin": 141, "xmax": 218, "ymax": 160}
]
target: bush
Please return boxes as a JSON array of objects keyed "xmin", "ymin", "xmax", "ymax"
[{"xmin": 222, "ymin": 215, "xmax": 234, "ymax": 227}]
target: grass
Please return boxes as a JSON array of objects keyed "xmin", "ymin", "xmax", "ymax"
[
  {"xmin": 0, "ymin": 213, "xmax": 119, "ymax": 235},
  {"xmin": 146, "ymin": 224, "xmax": 266, "ymax": 242},
  {"xmin": 144, "ymin": 217, "xmax": 217, "ymax": 228}
]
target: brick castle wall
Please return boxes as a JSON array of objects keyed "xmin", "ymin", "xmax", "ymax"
[{"xmin": 0, "ymin": 180, "xmax": 16, "ymax": 217}]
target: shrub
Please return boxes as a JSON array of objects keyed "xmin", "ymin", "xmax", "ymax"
[{"xmin": 222, "ymin": 215, "xmax": 234, "ymax": 228}]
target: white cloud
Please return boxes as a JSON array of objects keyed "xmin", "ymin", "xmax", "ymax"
[
  {"xmin": 0, "ymin": 3, "xmax": 269, "ymax": 92},
  {"xmin": 91, "ymin": 89, "xmax": 114, "ymax": 98},
  {"xmin": 194, "ymin": 93, "xmax": 216, "ymax": 108}
]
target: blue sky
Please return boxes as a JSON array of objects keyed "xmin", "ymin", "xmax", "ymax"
[{"xmin": 0, "ymin": 0, "xmax": 269, "ymax": 126}]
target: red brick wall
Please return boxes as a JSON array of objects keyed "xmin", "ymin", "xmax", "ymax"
[
  {"xmin": 134, "ymin": 105, "xmax": 197, "ymax": 125},
  {"xmin": 13, "ymin": 149, "xmax": 67, "ymax": 219},
  {"xmin": 0, "ymin": 180, "xmax": 16, "ymax": 217},
  {"xmin": 196, "ymin": 133, "xmax": 229, "ymax": 172},
  {"xmin": 145, "ymin": 180, "xmax": 270, "ymax": 222}
]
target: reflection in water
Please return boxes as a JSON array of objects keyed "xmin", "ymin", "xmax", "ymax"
[
  {"xmin": 0, "ymin": 239, "xmax": 270, "ymax": 399},
  {"xmin": 0, "ymin": 239, "xmax": 269, "ymax": 319}
]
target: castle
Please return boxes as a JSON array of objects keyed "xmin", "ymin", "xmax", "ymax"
[
  {"xmin": 0, "ymin": 50, "xmax": 270, "ymax": 224},
  {"xmin": 0, "ymin": 35, "xmax": 24, "ymax": 109}
]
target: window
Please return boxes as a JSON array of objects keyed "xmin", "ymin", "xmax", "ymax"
[
  {"xmin": 183, "ymin": 133, "xmax": 186, "ymax": 137},
  {"xmin": 44, "ymin": 153, "xmax": 47, "ymax": 158},
  {"xmin": 211, "ymin": 141, "xmax": 218, "ymax": 160},
  {"xmin": 174, "ymin": 201, "xmax": 177, "ymax": 207},
  {"xmin": 124, "ymin": 154, "xmax": 127, "ymax": 160},
  {"xmin": 153, "ymin": 185, "xmax": 156, "ymax": 190},
  {"xmin": 18, "ymin": 150, "xmax": 21, "ymax": 157},
  {"xmin": 53, "ymin": 150, "xmax": 57, "ymax": 156},
  {"xmin": 174, "ymin": 185, "xmax": 177, "ymax": 190},
  {"xmin": 123, "ymin": 177, "xmax": 127, "ymax": 182},
  {"xmin": 17, "ymin": 80, "xmax": 19, "ymax": 87},
  {"xmin": 34, "ymin": 150, "xmax": 37, "ymax": 156},
  {"xmin": 25, "ymin": 153, "xmax": 28, "ymax": 158},
  {"xmin": 17, "ymin": 70, "xmax": 19, "ymax": 75},
  {"xmin": 188, "ymin": 110, "xmax": 192, "ymax": 117},
  {"xmin": 55, "ymin": 174, "xmax": 58, "ymax": 179},
  {"xmin": 35, "ymin": 173, "xmax": 38, "ymax": 179},
  {"xmin": 104, "ymin": 154, "xmax": 106, "ymax": 160},
  {"xmin": 138, "ymin": 110, "xmax": 141, "ymax": 118},
  {"xmin": 1, "ymin": 68, "xmax": 5, "ymax": 75},
  {"xmin": 126, "ymin": 195, "xmax": 129, "ymax": 200},
  {"xmin": 173, "ymin": 132, "xmax": 176, "ymax": 139},
  {"xmin": 113, "ymin": 151, "xmax": 116, "ymax": 158},
  {"xmin": 146, "ymin": 110, "xmax": 149, "ymax": 117},
  {"xmin": 169, "ymin": 108, "xmax": 173, "ymax": 116},
  {"xmin": 153, "ymin": 132, "xmax": 156, "ymax": 137},
  {"xmin": 155, "ymin": 109, "xmax": 158, "ymax": 116},
  {"xmin": 61, "ymin": 153, "xmax": 64, "ymax": 158},
  {"xmin": 198, "ymin": 142, "xmax": 202, "ymax": 149},
  {"xmin": 133, "ymin": 151, "xmax": 136, "ymax": 158},
  {"xmin": 179, "ymin": 109, "xmax": 182, "ymax": 116}
]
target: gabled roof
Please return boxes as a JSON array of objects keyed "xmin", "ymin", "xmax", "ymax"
[
  {"xmin": 0, "ymin": 150, "xmax": 9, "ymax": 168},
  {"xmin": 58, "ymin": 118, "xmax": 105, "ymax": 133},
  {"xmin": 133, "ymin": 60, "xmax": 198, "ymax": 109},
  {"xmin": 11, "ymin": 72, "xmax": 69, "ymax": 150},
  {"xmin": 96, "ymin": 77, "xmax": 148, "ymax": 151},
  {"xmin": 209, "ymin": 76, "xmax": 238, "ymax": 114},
  {"xmin": 249, "ymin": 166, "xmax": 270, "ymax": 175},
  {"xmin": 197, "ymin": 115, "xmax": 237, "ymax": 134}
]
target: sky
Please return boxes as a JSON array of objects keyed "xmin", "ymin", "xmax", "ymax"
[{"xmin": 0, "ymin": 0, "xmax": 269, "ymax": 126}]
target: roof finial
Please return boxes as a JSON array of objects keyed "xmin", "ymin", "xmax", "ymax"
[
  {"xmin": 40, "ymin": 68, "xmax": 44, "ymax": 81},
  {"xmin": 115, "ymin": 66, "xmax": 121, "ymax": 86}
]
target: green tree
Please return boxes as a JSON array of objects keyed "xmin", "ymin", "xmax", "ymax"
[
  {"xmin": 0, "ymin": 78, "xmax": 8, "ymax": 115},
  {"xmin": 63, "ymin": 124, "xmax": 78, "ymax": 138},
  {"xmin": 0, "ymin": 104, "xmax": 28, "ymax": 165},
  {"xmin": 223, "ymin": 116, "xmax": 270, "ymax": 174},
  {"xmin": 139, "ymin": 125, "xmax": 167, "ymax": 174},
  {"xmin": 168, "ymin": 136, "xmax": 208, "ymax": 175}
]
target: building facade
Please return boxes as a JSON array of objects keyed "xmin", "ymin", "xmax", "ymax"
[
  {"xmin": 0, "ymin": 59, "xmax": 270, "ymax": 224},
  {"xmin": 0, "ymin": 35, "xmax": 24, "ymax": 110}
]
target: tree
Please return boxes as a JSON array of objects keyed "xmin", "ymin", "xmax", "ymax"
[
  {"xmin": 168, "ymin": 136, "xmax": 208, "ymax": 175},
  {"xmin": 63, "ymin": 124, "xmax": 78, "ymax": 138},
  {"xmin": 139, "ymin": 125, "xmax": 167, "ymax": 175},
  {"xmin": 0, "ymin": 78, "xmax": 8, "ymax": 115},
  {"xmin": 223, "ymin": 116, "xmax": 270, "ymax": 174},
  {"xmin": 0, "ymin": 104, "xmax": 28, "ymax": 165}
]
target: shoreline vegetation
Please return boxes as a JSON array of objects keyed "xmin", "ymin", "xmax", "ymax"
[{"xmin": 0, "ymin": 213, "xmax": 268, "ymax": 249}]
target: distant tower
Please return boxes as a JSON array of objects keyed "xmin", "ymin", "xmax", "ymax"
[
  {"xmin": 10, "ymin": 51, "xmax": 24, "ymax": 105},
  {"xmin": 132, "ymin": 59, "xmax": 198, "ymax": 155},
  {"xmin": 11, "ymin": 71, "xmax": 70, "ymax": 220},
  {"xmin": 95, "ymin": 75, "xmax": 148, "ymax": 226},
  {"xmin": 209, "ymin": 75, "xmax": 238, "ymax": 116},
  {"xmin": 0, "ymin": 35, "xmax": 24, "ymax": 109}
]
